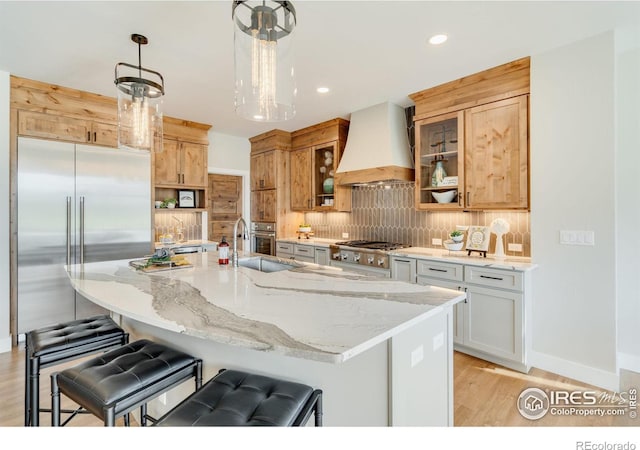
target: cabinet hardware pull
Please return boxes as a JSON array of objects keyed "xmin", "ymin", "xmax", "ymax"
[
  {"xmin": 395, "ymin": 259, "xmax": 410, "ymax": 263},
  {"xmin": 428, "ymin": 268, "xmax": 447, "ymax": 273},
  {"xmin": 93, "ymin": 132, "xmax": 97, "ymax": 142},
  {"xmin": 66, "ymin": 197, "xmax": 71, "ymax": 266},
  {"xmin": 480, "ymin": 275, "xmax": 504, "ymax": 281},
  {"xmin": 79, "ymin": 196, "xmax": 85, "ymax": 264},
  {"xmin": 87, "ymin": 131, "xmax": 91, "ymax": 142}
]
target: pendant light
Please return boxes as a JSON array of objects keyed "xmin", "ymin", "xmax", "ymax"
[
  {"xmin": 114, "ymin": 34, "xmax": 164, "ymax": 152},
  {"xmin": 232, "ymin": 1, "xmax": 297, "ymax": 122}
]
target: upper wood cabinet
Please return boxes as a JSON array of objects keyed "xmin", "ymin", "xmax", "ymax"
[
  {"xmin": 290, "ymin": 119, "xmax": 351, "ymax": 212},
  {"xmin": 18, "ymin": 110, "xmax": 118, "ymax": 147},
  {"xmin": 251, "ymin": 151, "xmax": 276, "ymax": 191},
  {"xmin": 155, "ymin": 139, "xmax": 207, "ymax": 188},
  {"xmin": 290, "ymin": 147, "xmax": 313, "ymax": 210},
  {"xmin": 464, "ymin": 96, "xmax": 528, "ymax": 209},
  {"xmin": 410, "ymin": 57, "xmax": 530, "ymax": 211},
  {"xmin": 249, "ymin": 129, "xmax": 303, "ymax": 238}
]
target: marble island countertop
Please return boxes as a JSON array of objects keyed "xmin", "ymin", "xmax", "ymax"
[{"xmin": 66, "ymin": 253, "xmax": 465, "ymax": 364}]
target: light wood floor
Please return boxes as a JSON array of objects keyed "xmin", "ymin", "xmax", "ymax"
[{"xmin": 0, "ymin": 343, "xmax": 636, "ymax": 427}]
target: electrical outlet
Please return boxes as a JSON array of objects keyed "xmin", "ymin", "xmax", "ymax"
[
  {"xmin": 342, "ymin": 232, "xmax": 349, "ymax": 239},
  {"xmin": 508, "ymin": 243, "xmax": 523, "ymax": 252},
  {"xmin": 432, "ymin": 238, "xmax": 442, "ymax": 246},
  {"xmin": 159, "ymin": 393, "xmax": 167, "ymax": 405}
]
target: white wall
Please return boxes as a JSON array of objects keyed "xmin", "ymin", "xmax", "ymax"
[
  {"xmin": 207, "ymin": 130, "xmax": 252, "ymax": 224},
  {"xmin": 530, "ymin": 32, "xmax": 618, "ymax": 389},
  {"xmin": 0, "ymin": 71, "xmax": 10, "ymax": 352},
  {"xmin": 615, "ymin": 27, "xmax": 640, "ymax": 373}
]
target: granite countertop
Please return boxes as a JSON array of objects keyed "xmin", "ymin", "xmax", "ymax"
[{"xmin": 66, "ymin": 252, "xmax": 465, "ymax": 364}]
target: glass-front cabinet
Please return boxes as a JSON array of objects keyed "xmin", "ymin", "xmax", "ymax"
[{"xmin": 415, "ymin": 111, "xmax": 464, "ymax": 210}]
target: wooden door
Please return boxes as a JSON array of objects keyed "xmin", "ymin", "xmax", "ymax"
[
  {"xmin": 181, "ymin": 142, "xmax": 207, "ymax": 187},
  {"xmin": 464, "ymin": 95, "xmax": 528, "ymax": 209},
  {"xmin": 208, "ymin": 173, "xmax": 243, "ymax": 243},
  {"xmin": 155, "ymin": 139, "xmax": 180, "ymax": 185},
  {"xmin": 290, "ymin": 148, "xmax": 312, "ymax": 210}
]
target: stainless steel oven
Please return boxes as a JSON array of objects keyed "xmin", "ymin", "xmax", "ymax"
[{"xmin": 251, "ymin": 222, "xmax": 276, "ymax": 256}]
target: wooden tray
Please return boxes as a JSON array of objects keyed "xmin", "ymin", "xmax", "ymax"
[{"xmin": 129, "ymin": 258, "xmax": 192, "ymax": 273}]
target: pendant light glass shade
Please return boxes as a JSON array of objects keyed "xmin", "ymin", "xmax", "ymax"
[
  {"xmin": 232, "ymin": 1, "xmax": 296, "ymax": 122},
  {"xmin": 114, "ymin": 34, "xmax": 164, "ymax": 152}
]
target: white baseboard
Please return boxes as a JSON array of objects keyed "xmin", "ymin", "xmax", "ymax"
[
  {"xmin": 0, "ymin": 335, "xmax": 12, "ymax": 354},
  {"xmin": 529, "ymin": 350, "xmax": 619, "ymax": 391},
  {"xmin": 618, "ymin": 352, "xmax": 640, "ymax": 374}
]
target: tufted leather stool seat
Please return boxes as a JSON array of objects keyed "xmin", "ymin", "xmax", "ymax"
[
  {"xmin": 155, "ymin": 369, "xmax": 323, "ymax": 427},
  {"xmin": 25, "ymin": 315, "xmax": 129, "ymax": 426},
  {"xmin": 51, "ymin": 339, "xmax": 202, "ymax": 426}
]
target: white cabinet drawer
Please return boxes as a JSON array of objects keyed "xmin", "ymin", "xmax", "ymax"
[
  {"xmin": 464, "ymin": 266, "xmax": 523, "ymax": 292},
  {"xmin": 294, "ymin": 244, "xmax": 314, "ymax": 257},
  {"xmin": 275, "ymin": 242, "xmax": 294, "ymax": 254},
  {"xmin": 416, "ymin": 260, "xmax": 463, "ymax": 282}
]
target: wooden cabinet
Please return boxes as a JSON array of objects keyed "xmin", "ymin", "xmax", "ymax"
[
  {"xmin": 155, "ymin": 139, "xmax": 207, "ymax": 188},
  {"xmin": 415, "ymin": 111, "xmax": 464, "ymax": 210},
  {"xmin": 251, "ymin": 189, "xmax": 277, "ymax": 222},
  {"xmin": 410, "ymin": 58, "xmax": 530, "ymax": 211},
  {"xmin": 249, "ymin": 130, "xmax": 303, "ymax": 239},
  {"xmin": 290, "ymin": 148, "xmax": 313, "ymax": 210},
  {"xmin": 464, "ymin": 95, "xmax": 529, "ymax": 209},
  {"xmin": 251, "ymin": 151, "xmax": 276, "ymax": 190},
  {"xmin": 208, "ymin": 174, "xmax": 243, "ymax": 243},
  {"xmin": 290, "ymin": 119, "xmax": 351, "ymax": 212},
  {"xmin": 18, "ymin": 110, "xmax": 118, "ymax": 147}
]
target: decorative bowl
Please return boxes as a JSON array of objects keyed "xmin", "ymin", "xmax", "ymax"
[
  {"xmin": 298, "ymin": 227, "xmax": 312, "ymax": 233},
  {"xmin": 443, "ymin": 239, "xmax": 464, "ymax": 251},
  {"xmin": 432, "ymin": 190, "xmax": 457, "ymax": 203}
]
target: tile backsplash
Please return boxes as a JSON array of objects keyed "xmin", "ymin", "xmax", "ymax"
[
  {"xmin": 154, "ymin": 211, "xmax": 202, "ymax": 242},
  {"xmin": 305, "ymin": 183, "xmax": 531, "ymax": 257}
]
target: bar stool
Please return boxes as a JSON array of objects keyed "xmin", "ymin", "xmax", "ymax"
[
  {"xmin": 25, "ymin": 315, "xmax": 129, "ymax": 426},
  {"xmin": 51, "ymin": 339, "xmax": 203, "ymax": 426},
  {"xmin": 154, "ymin": 369, "xmax": 323, "ymax": 427}
]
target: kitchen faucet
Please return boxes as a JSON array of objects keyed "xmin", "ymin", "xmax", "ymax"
[{"xmin": 232, "ymin": 217, "xmax": 249, "ymax": 267}]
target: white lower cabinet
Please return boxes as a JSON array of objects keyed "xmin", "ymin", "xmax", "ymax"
[
  {"xmin": 394, "ymin": 256, "xmax": 530, "ymax": 372},
  {"xmin": 275, "ymin": 241, "xmax": 331, "ymax": 266},
  {"xmin": 390, "ymin": 256, "xmax": 417, "ymax": 283},
  {"xmin": 314, "ymin": 247, "xmax": 330, "ymax": 266}
]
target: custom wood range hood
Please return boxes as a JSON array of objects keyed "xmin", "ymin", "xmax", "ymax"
[{"xmin": 334, "ymin": 102, "xmax": 414, "ymax": 185}]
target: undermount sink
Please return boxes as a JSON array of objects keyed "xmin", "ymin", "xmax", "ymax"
[{"xmin": 238, "ymin": 256, "xmax": 301, "ymax": 273}]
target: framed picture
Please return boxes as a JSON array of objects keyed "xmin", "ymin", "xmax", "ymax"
[
  {"xmin": 178, "ymin": 190, "xmax": 196, "ymax": 208},
  {"xmin": 466, "ymin": 226, "xmax": 490, "ymax": 252}
]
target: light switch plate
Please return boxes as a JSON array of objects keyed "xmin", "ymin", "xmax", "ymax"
[
  {"xmin": 342, "ymin": 232, "xmax": 349, "ymax": 239},
  {"xmin": 432, "ymin": 238, "xmax": 442, "ymax": 246},
  {"xmin": 560, "ymin": 230, "xmax": 595, "ymax": 246}
]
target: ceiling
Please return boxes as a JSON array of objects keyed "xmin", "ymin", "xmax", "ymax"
[{"xmin": 0, "ymin": 1, "xmax": 638, "ymax": 139}]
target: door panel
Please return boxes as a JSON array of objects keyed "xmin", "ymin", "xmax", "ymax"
[
  {"xmin": 75, "ymin": 144, "xmax": 151, "ymax": 262},
  {"xmin": 17, "ymin": 137, "xmax": 76, "ymax": 333}
]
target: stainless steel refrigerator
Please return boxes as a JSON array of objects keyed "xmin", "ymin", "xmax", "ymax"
[{"xmin": 17, "ymin": 136, "xmax": 151, "ymax": 334}]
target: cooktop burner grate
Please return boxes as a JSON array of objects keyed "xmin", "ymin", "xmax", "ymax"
[{"xmin": 334, "ymin": 240, "xmax": 410, "ymax": 251}]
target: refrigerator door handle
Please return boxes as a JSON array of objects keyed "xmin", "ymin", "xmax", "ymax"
[
  {"xmin": 80, "ymin": 196, "xmax": 85, "ymax": 264},
  {"xmin": 66, "ymin": 196, "xmax": 72, "ymax": 267}
]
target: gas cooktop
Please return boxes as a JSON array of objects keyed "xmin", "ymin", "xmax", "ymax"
[{"xmin": 334, "ymin": 240, "xmax": 411, "ymax": 251}]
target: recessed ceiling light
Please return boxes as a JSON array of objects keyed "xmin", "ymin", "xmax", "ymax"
[
  {"xmin": 317, "ymin": 87, "xmax": 330, "ymax": 94},
  {"xmin": 429, "ymin": 34, "xmax": 448, "ymax": 45}
]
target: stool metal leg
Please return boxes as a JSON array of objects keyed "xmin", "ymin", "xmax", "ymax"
[
  {"xmin": 24, "ymin": 340, "xmax": 31, "ymax": 426},
  {"xmin": 140, "ymin": 404, "xmax": 147, "ymax": 426},
  {"xmin": 51, "ymin": 373, "xmax": 60, "ymax": 427},
  {"xmin": 105, "ymin": 408, "xmax": 116, "ymax": 427},
  {"xmin": 29, "ymin": 355, "xmax": 41, "ymax": 426},
  {"xmin": 315, "ymin": 392, "xmax": 323, "ymax": 427}
]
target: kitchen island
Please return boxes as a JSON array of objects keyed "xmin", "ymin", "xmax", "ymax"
[{"xmin": 66, "ymin": 252, "xmax": 466, "ymax": 426}]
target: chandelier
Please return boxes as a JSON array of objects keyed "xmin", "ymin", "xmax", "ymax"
[
  {"xmin": 114, "ymin": 34, "xmax": 164, "ymax": 152},
  {"xmin": 232, "ymin": 1, "xmax": 297, "ymax": 122}
]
